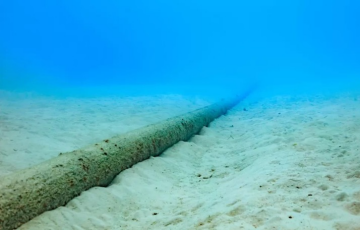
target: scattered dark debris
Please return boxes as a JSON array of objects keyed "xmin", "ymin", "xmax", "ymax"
[
  {"xmin": 54, "ymin": 164, "xmax": 64, "ymax": 168},
  {"xmin": 325, "ymin": 175, "xmax": 334, "ymax": 181},
  {"xmin": 82, "ymin": 164, "xmax": 89, "ymax": 172},
  {"xmin": 104, "ymin": 139, "xmax": 109, "ymax": 143},
  {"xmin": 203, "ymin": 175, "xmax": 213, "ymax": 179},
  {"xmin": 103, "ymin": 152, "xmax": 108, "ymax": 156}
]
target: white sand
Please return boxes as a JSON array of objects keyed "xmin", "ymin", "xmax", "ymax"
[{"xmin": 2, "ymin": 91, "xmax": 360, "ymax": 229}]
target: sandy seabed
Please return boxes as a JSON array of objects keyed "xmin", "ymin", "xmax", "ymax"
[{"xmin": 1, "ymin": 90, "xmax": 360, "ymax": 229}]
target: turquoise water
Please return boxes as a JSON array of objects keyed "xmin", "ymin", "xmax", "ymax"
[{"xmin": 1, "ymin": 0, "xmax": 359, "ymax": 96}]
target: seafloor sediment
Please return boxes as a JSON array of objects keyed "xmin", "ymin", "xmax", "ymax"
[{"xmin": 1, "ymin": 92, "xmax": 360, "ymax": 229}]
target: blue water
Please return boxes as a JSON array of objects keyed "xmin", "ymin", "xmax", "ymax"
[
  {"xmin": 0, "ymin": 0, "xmax": 359, "ymax": 96},
  {"xmin": 0, "ymin": 3, "xmax": 359, "ymax": 228}
]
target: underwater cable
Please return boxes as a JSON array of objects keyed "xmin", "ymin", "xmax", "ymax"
[{"xmin": 0, "ymin": 87, "xmax": 255, "ymax": 230}]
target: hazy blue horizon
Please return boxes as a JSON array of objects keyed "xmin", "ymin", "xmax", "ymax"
[{"xmin": 1, "ymin": 0, "xmax": 359, "ymax": 96}]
